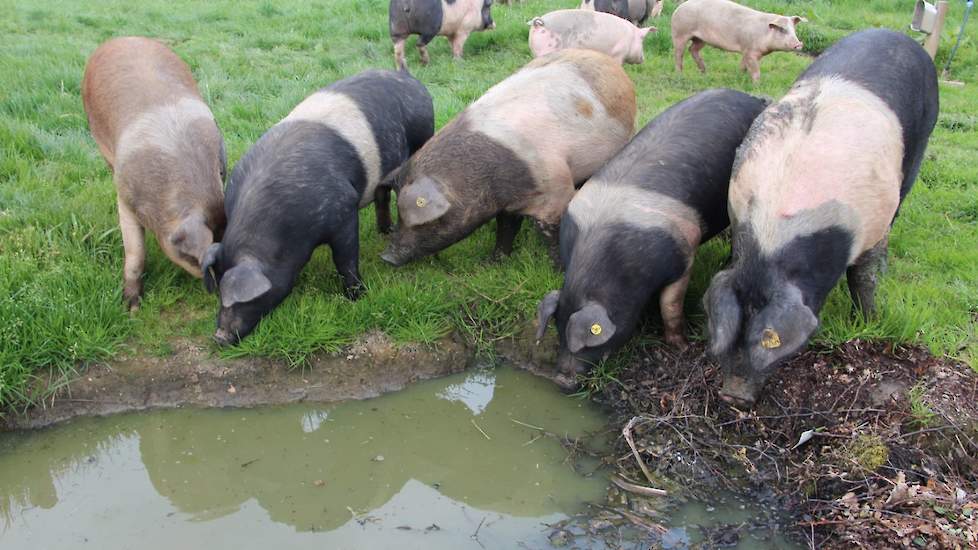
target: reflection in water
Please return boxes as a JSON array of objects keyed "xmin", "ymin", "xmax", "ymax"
[
  {"xmin": 437, "ymin": 370, "xmax": 495, "ymax": 415},
  {"xmin": 0, "ymin": 367, "xmax": 607, "ymax": 549}
]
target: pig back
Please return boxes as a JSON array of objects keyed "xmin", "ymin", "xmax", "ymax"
[
  {"xmin": 730, "ymin": 77, "xmax": 906, "ymax": 265},
  {"xmin": 794, "ymin": 29, "xmax": 938, "ymax": 200},
  {"xmin": 535, "ymin": 10, "xmax": 640, "ymax": 60},
  {"xmin": 466, "ymin": 49, "xmax": 635, "ymax": 190},
  {"xmin": 589, "ymin": 89, "xmax": 766, "ymax": 242},
  {"xmin": 82, "ymin": 37, "xmax": 204, "ymax": 162}
]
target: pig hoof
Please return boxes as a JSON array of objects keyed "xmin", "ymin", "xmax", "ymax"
[
  {"xmin": 552, "ymin": 373, "xmax": 579, "ymax": 392},
  {"xmin": 344, "ymin": 285, "xmax": 365, "ymax": 301},
  {"xmin": 124, "ymin": 292, "xmax": 141, "ymax": 312},
  {"xmin": 664, "ymin": 333, "xmax": 689, "ymax": 351}
]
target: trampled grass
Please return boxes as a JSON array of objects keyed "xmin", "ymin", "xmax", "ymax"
[{"xmin": 1, "ymin": 0, "xmax": 976, "ymax": 411}]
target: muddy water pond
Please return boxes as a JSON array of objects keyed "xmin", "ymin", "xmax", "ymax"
[
  {"xmin": 0, "ymin": 365, "xmax": 802, "ymax": 549},
  {"xmin": 0, "ymin": 367, "xmax": 608, "ymax": 549}
]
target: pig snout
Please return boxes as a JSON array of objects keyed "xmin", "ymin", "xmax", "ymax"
[
  {"xmin": 214, "ymin": 308, "xmax": 259, "ymax": 347},
  {"xmin": 213, "ymin": 327, "xmax": 239, "ymax": 347},
  {"xmin": 379, "ymin": 248, "xmax": 409, "ymax": 267},
  {"xmin": 719, "ymin": 374, "xmax": 764, "ymax": 408},
  {"xmin": 792, "ymin": 40, "xmax": 804, "ymax": 50},
  {"xmin": 553, "ymin": 349, "xmax": 589, "ymax": 391}
]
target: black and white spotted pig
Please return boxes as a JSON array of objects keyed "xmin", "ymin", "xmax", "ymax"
[
  {"xmin": 379, "ymin": 49, "xmax": 636, "ymax": 267},
  {"xmin": 202, "ymin": 69, "xmax": 434, "ymax": 345},
  {"xmin": 535, "ymin": 89, "xmax": 767, "ymax": 389},
  {"xmin": 389, "ymin": 0, "xmax": 495, "ymax": 70},
  {"xmin": 704, "ymin": 29, "xmax": 939, "ymax": 406}
]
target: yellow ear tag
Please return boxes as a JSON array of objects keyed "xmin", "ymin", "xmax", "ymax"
[
  {"xmin": 590, "ymin": 323, "xmax": 602, "ymax": 336},
  {"xmin": 416, "ymin": 197, "xmax": 427, "ymax": 208},
  {"xmin": 761, "ymin": 328, "xmax": 781, "ymax": 349}
]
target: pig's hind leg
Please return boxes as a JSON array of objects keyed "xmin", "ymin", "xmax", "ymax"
[
  {"xmin": 672, "ymin": 33, "xmax": 689, "ymax": 73},
  {"xmin": 846, "ymin": 236, "xmax": 888, "ymax": 319},
  {"xmin": 393, "ymin": 37, "xmax": 408, "ymax": 70},
  {"xmin": 330, "ymin": 211, "xmax": 366, "ymax": 300},
  {"xmin": 491, "ymin": 212, "xmax": 524, "ymax": 260},
  {"xmin": 450, "ymin": 31, "xmax": 470, "ymax": 59},
  {"xmin": 117, "ymin": 197, "xmax": 146, "ymax": 311},
  {"xmin": 417, "ymin": 34, "xmax": 435, "ymax": 65},
  {"xmin": 689, "ymin": 38, "xmax": 707, "ymax": 73}
]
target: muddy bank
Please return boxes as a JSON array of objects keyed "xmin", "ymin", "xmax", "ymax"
[
  {"xmin": 1, "ymin": 331, "xmax": 477, "ymax": 430},
  {"xmin": 596, "ymin": 339, "xmax": 978, "ymax": 549}
]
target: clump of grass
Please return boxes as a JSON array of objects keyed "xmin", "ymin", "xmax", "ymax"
[{"xmin": 907, "ymin": 382, "xmax": 937, "ymax": 428}]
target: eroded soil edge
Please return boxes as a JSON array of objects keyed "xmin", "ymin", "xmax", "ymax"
[{"xmin": 1, "ymin": 331, "xmax": 479, "ymax": 430}]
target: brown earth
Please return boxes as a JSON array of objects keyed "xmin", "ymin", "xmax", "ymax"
[{"xmin": 589, "ymin": 339, "xmax": 978, "ymax": 549}]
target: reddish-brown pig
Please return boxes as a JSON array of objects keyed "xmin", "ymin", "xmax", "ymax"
[{"xmin": 82, "ymin": 37, "xmax": 226, "ymax": 309}]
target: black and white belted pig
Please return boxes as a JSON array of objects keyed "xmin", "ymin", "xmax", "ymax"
[
  {"xmin": 535, "ymin": 89, "xmax": 767, "ymax": 389},
  {"xmin": 389, "ymin": 0, "xmax": 496, "ymax": 69},
  {"xmin": 380, "ymin": 49, "xmax": 636, "ymax": 267},
  {"xmin": 703, "ymin": 29, "xmax": 939, "ymax": 406},
  {"xmin": 202, "ymin": 69, "xmax": 434, "ymax": 345}
]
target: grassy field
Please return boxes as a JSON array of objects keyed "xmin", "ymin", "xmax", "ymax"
[{"xmin": 1, "ymin": 0, "xmax": 976, "ymax": 412}]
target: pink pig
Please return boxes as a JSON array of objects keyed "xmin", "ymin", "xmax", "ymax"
[
  {"xmin": 671, "ymin": 0, "xmax": 807, "ymax": 82},
  {"xmin": 529, "ymin": 9, "xmax": 655, "ymax": 65}
]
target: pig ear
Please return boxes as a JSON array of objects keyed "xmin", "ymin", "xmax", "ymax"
[
  {"xmin": 529, "ymin": 17, "xmax": 544, "ymax": 28},
  {"xmin": 640, "ymin": 26, "xmax": 657, "ymax": 37},
  {"xmin": 397, "ymin": 176, "xmax": 450, "ymax": 227},
  {"xmin": 219, "ymin": 262, "xmax": 272, "ymax": 308},
  {"xmin": 535, "ymin": 290, "xmax": 560, "ymax": 343},
  {"xmin": 704, "ymin": 270, "xmax": 742, "ymax": 356},
  {"xmin": 201, "ymin": 243, "xmax": 223, "ymax": 293},
  {"xmin": 791, "ymin": 16, "xmax": 808, "ymax": 25},
  {"xmin": 768, "ymin": 17, "xmax": 788, "ymax": 31},
  {"xmin": 170, "ymin": 214, "xmax": 211, "ymax": 262},
  {"xmin": 753, "ymin": 285, "xmax": 818, "ymax": 356},
  {"xmin": 566, "ymin": 304, "xmax": 615, "ymax": 353}
]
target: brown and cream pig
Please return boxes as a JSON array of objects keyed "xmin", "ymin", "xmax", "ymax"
[
  {"xmin": 671, "ymin": 0, "xmax": 806, "ymax": 82},
  {"xmin": 380, "ymin": 49, "xmax": 635, "ymax": 266},
  {"xmin": 82, "ymin": 37, "xmax": 226, "ymax": 309}
]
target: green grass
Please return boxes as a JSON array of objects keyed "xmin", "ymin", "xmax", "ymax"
[{"xmin": 1, "ymin": 0, "xmax": 976, "ymax": 412}]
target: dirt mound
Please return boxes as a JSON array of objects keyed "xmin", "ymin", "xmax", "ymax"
[{"xmin": 599, "ymin": 339, "xmax": 978, "ymax": 549}]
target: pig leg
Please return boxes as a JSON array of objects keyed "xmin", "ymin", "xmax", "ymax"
[
  {"xmin": 374, "ymin": 185, "xmax": 393, "ymax": 234},
  {"xmin": 450, "ymin": 32, "xmax": 470, "ymax": 59},
  {"xmin": 417, "ymin": 34, "xmax": 435, "ymax": 66},
  {"xmin": 533, "ymin": 219, "xmax": 562, "ymax": 270},
  {"xmin": 117, "ymin": 197, "xmax": 146, "ymax": 310},
  {"xmin": 330, "ymin": 213, "xmax": 365, "ymax": 300},
  {"xmin": 689, "ymin": 38, "xmax": 707, "ymax": 73},
  {"xmin": 491, "ymin": 212, "xmax": 523, "ymax": 260},
  {"xmin": 742, "ymin": 52, "xmax": 762, "ymax": 82},
  {"xmin": 659, "ymin": 266, "xmax": 692, "ymax": 350},
  {"xmin": 393, "ymin": 37, "xmax": 408, "ymax": 70},
  {"xmin": 672, "ymin": 34, "xmax": 688, "ymax": 72},
  {"xmin": 846, "ymin": 236, "xmax": 888, "ymax": 319}
]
